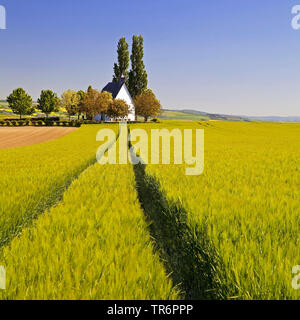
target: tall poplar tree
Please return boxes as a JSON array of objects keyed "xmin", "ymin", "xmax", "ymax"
[
  {"xmin": 113, "ymin": 37, "xmax": 130, "ymax": 83},
  {"xmin": 128, "ymin": 35, "xmax": 148, "ymax": 98}
]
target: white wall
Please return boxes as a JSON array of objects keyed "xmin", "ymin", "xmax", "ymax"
[{"xmin": 116, "ymin": 85, "xmax": 135, "ymax": 121}]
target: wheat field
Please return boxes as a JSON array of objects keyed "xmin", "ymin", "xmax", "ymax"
[
  {"xmin": 131, "ymin": 121, "xmax": 300, "ymax": 299},
  {"xmin": 0, "ymin": 121, "xmax": 299, "ymax": 299}
]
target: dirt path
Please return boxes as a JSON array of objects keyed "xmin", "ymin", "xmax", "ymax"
[{"xmin": 0, "ymin": 127, "xmax": 78, "ymax": 150}]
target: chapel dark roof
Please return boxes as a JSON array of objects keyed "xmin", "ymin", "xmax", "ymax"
[{"xmin": 102, "ymin": 78, "xmax": 125, "ymax": 98}]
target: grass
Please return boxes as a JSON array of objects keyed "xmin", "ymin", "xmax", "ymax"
[
  {"xmin": 131, "ymin": 121, "xmax": 300, "ymax": 299},
  {"xmin": 0, "ymin": 120, "xmax": 299, "ymax": 300},
  {"xmin": 0, "ymin": 130, "xmax": 179, "ymax": 300},
  {"xmin": 0, "ymin": 102, "xmax": 76, "ymax": 119},
  {"xmin": 0, "ymin": 114, "xmax": 14, "ymax": 119},
  {"xmin": 0, "ymin": 102, "xmax": 13, "ymax": 119},
  {"xmin": 0, "ymin": 124, "xmax": 118, "ymax": 248},
  {"xmin": 132, "ymin": 161, "xmax": 227, "ymax": 299},
  {"xmin": 159, "ymin": 110, "xmax": 247, "ymax": 121},
  {"xmin": 159, "ymin": 110, "xmax": 210, "ymax": 121}
]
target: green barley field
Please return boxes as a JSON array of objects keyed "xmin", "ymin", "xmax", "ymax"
[{"xmin": 0, "ymin": 121, "xmax": 299, "ymax": 300}]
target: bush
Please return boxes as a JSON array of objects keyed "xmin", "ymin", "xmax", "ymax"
[
  {"xmin": 4, "ymin": 117, "xmax": 60, "ymax": 122},
  {"xmin": 81, "ymin": 120, "xmax": 103, "ymax": 125},
  {"xmin": 44, "ymin": 119, "xmax": 54, "ymax": 127},
  {"xmin": 0, "ymin": 119, "xmax": 81, "ymax": 128},
  {"xmin": 151, "ymin": 118, "xmax": 161, "ymax": 123},
  {"xmin": 67, "ymin": 120, "xmax": 81, "ymax": 128}
]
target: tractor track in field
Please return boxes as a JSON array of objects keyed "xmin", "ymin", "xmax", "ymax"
[
  {"xmin": 128, "ymin": 128, "xmax": 230, "ymax": 300},
  {"xmin": 1, "ymin": 125, "xmax": 228, "ymax": 299},
  {"xmin": 0, "ymin": 132, "xmax": 120, "ymax": 250},
  {"xmin": 0, "ymin": 158, "xmax": 97, "ymax": 249}
]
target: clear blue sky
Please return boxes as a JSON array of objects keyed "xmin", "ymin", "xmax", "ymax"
[{"xmin": 1, "ymin": 0, "xmax": 300, "ymax": 116}]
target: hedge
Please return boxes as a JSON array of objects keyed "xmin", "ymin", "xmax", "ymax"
[
  {"xmin": 0, "ymin": 120, "xmax": 81, "ymax": 128},
  {"xmin": 4, "ymin": 117, "xmax": 60, "ymax": 122}
]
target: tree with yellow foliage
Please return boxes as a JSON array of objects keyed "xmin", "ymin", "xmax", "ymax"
[
  {"xmin": 134, "ymin": 89, "xmax": 161, "ymax": 122},
  {"xmin": 61, "ymin": 90, "xmax": 80, "ymax": 120},
  {"xmin": 107, "ymin": 99, "xmax": 129, "ymax": 120},
  {"xmin": 81, "ymin": 89, "xmax": 113, "ymax": 120}
]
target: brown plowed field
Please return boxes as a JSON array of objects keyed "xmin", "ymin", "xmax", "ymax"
[{"xmin": 0, "ymin": 127, "xmax": 78, "ymax": 150}]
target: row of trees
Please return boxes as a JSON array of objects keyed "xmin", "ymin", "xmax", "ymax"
[
  {"xmin": 6, "ymin": 86, "xmax": 161, "ymax": 121},
  {"xmin": 6, "ymin": 87, "xmax": 128, "ymax": 120},
  {"xmin": 6, "ymin": 35, "xmax": 161, "ymax": 121}
]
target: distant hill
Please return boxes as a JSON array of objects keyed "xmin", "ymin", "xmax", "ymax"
[
  {"xmin": 160, "ymin": 109, "xmax": 300, "ymax": 122},
  {"xmin": 247, "ymin": 116, "xmax": 300, "ymax": 122},
  {"xmin": 160, "ymin": 109, "xmax": 249, "ymax": 121}
]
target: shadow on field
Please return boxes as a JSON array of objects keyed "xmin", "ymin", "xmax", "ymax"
[{"xmin": 132, "ymin": 162, "xmax": 231, "ymax": 300}]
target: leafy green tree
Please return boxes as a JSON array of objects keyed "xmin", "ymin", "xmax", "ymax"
[
  {"xmin": 128, "ymin": 35, "xmax": 148, "ymax": 98},
  {"xmin": 113, "ymin": 37, "xmax": 130, "ymax": 83},
  {"xmin": 77, "ymin": 90, "xmax": 86, "ymax": 119},
  {"xmin": 134, "ymin": 89, "xmax": 161, "ymax": 122},
  {"xmin": 107, "ymin": 99, "xmax": 129, "ymax": 120},
  {"xmin": 37, "ymin": 90, "xmax": 60, "ymax": 118},
  {"xmin": 7, "ymin": 88, "xmax": 34, "ymax": 119},
  {"xmin": 61, "ymin": 90, "xmax": 80, "ymax": 120}
]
